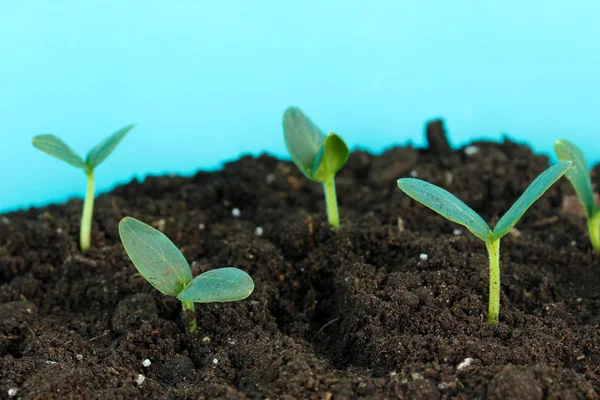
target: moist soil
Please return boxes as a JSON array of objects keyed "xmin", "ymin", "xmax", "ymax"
[{"xmin": 1, "ymin": 128, "xmax": 600, "ymax": 399}]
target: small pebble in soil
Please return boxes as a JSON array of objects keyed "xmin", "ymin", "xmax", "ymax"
[
  {"xmin": 157, "ymin": 219, "xmax": 166, "ymax": 232},
  {"xmin": 397, "ymin": 217, "xmax": 405, "ymax": 232},
  {"xmin": 8, "ymin": 388, "xmax": 18, "ymax": 397},
  {"xmin": 411, "ymin": 372, "xmax": 423, "ymax": 380},
  {"xmin": 266, "ymin": 173, "xmax": 276, "ymax": 184},
  {"xmin": 46, "ymin": 360, "xmax": 57, "ymax": 365},
  {"xmin": 76, "ymin": 354, "xmax": 83, "ymax": 361},
  {"xmin": 1, "ymin": 217, "xmax": 10, "ymax": 224},
  {"xmin": 419, "ymin": 253, "xmax": 428, "ymax": 261},
  {"xmin": 135, "ymin": 374, "xmax": 145, "ymax": 386},
  {"xmin": 227, "ymin": 338, "xmax": 236, "ymax": 345},
  {"xmin": 570, "ymin": 240, "xmax": 577, "ymax": 246},
  {"xmin": 202, "ymin": 336, "xmax": 211, "ymax": 343},
  {"xmin": 57, "ymin": 228, "xmax": 63, "ymax": 234},
  {"xmin": 457, "ymin": 357, "xmax": 474, "ymax": 370},
  {"xmin": 464, "ymin": 145, "xmax": 480, "ymax": 155},
  {"xmin": 142, "ymin": 359, "xmax": 151, "ymax": 368},
  {"xmin": 198, "ymin": 223, "xmax": 205, "ymax": 230},
  {"xmin": 453, "ymin": 229, "xmax": 463, "ymax": 236},
  {"xmin": 410, "ymin": 170, "xmax": 418, "ymax": 177},
  {"xmin": 212, "ymin": 358, "xmax": 219, "ymax": 365},
  {"xmin": 232, "ymin": 208, "xmax": 241, "ymax": 217},
  {"xmin": 255, "ymin": 226, "xmax": 264, "ymax": 236}
]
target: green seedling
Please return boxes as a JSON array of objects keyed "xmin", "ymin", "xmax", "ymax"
[
  {"xmin": 397, "ymin": 161, "xmax": 571, "ymax": 323},
  {"xmin": 118, "ymin": 217, "xmax": 254, "ymax": 333},
  {"xmin": 555, "ymin": 140, "xmax": 600, "ymax": 251},
  {"xmin": 32, "ymin": 125, "xmax": 135, "ymax": 253},
  {"xmin": 283, "ymin": 106, "xmax": 350, "ymax": 228}
]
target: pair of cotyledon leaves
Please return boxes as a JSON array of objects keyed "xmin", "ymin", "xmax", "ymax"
[
  {"xmin": 555, "ymin": 139, "xmax": 599, "ymax": 219},
  {"xmin": 32, "ymin": 124, "xmax": 136, "ymax": 172},
  {"xmin": 119, "ymin": 217, "xmax": 254, "ymax": 303},
  {"xmin": 398, "ymin": 161, "xmax": 572, "ymax": 243},
  {"xmin": 283, "ymin": 107, "xmax": 349, "ymax": 182}
]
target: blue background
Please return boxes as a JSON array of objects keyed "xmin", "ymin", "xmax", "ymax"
[{"xmin": 1, "ymin": 1, "xmax": 599, "ymax": 212}]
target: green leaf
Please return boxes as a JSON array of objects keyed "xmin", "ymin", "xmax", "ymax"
[
  {"xmin": 283, "ymin": 107, "xmax": 325, "ymax": 180},
  {"xmin": 32, "ymin": 135, "xmax": 87, "ymax": 169},
  {"xmin": 397, "ymin": 178, "xmax": 491, "ymax": 242},
  {"xmin": 86, "ymin": 124, "xmax": 136, "ymax": 169},
  {"xmin": 177, "ymin": 267, "xmax": 255, "ymax": 303},
  {"xmin": 118, "ymin": 217, "xmax": 192, "ymax": 297},
  {"xmin": 492, "ymin": 161, "xmax": 572, "ymax": 240},
  {"xmin": 312, "ymin": 133, "xmax": 350, "ymax": 182},
  {"xmin": 554, "ymin": 140, "xmax": 595, "ymax": 218}
]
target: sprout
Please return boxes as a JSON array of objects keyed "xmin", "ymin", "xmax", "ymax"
[
  {"xmin": 32, "ymin": 125, "xmax": 135, "ymax": 253},
  {"xmin": 397, "ymin": 161, "xmax": 571, "ymax": 323},
  {"xmin": 118, "ymin": 217, "xmax": 254, "ymax": 333},
  {"xmin": 283, "ymin": 107, "xmax": 349, "ymax": 228},
  {"xmin": 555, "ymin": 140, "xmax": 600, "ymax": 251}
]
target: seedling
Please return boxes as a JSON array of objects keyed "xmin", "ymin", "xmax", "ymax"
[
  {"xmin": 397, "ymin": 161, "xmax": 571, "ymax": 323},
  {"xmin": 555, "ymin": 140, "xmax": 600, "ymax": 251},
  {"xmin": 32, "ymin": 125, "xmax": 135, "ymax": 253},
  {"xmin": 283, "ymin": 107, "xmax": 349, "ymax": 228},
  {"xmin": 118, "ymin": 217, "xmax": 254, "ymax": 333}
]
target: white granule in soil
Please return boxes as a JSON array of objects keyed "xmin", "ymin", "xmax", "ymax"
[
  {"xmin": 254, "ymin": 226, "xmax": 263, "ymax": 236},
  {"xmin": 212, "ymin": 358, "xmax": 219, "ymax": 365},
  {"xmin": 419, "ymin": 253, "xmax": 428, "ymax": 261},
  {"xmin": 457, "ymin": 357, "xmax": 474, "ymax": 370},
  {"xmin": 8, "ymin": 388, "xmax": 18, "ymax": 397},
  {"xmin": 464, "ymin": 145, "xmax": 479, "ymax": 155},
  {"xmin": 232, "ymin": 208, "xmax": 241, "ymax": 217},
  {"xmin": 142, "ymin": 359, "xmax": 151, "ymax": 368},
  {"xmin": 135, "ymin": 374, "xmax": 145, "ymax": 386}
]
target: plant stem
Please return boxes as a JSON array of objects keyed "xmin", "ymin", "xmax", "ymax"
[
  {"xmin": 323, "ymin": 178, "xmax": 340, "ymax": 228},
  {"xmin": 589, "ymin": 212, "xmax": 600, "ymax": 252},
  {"xmin": 485, "ymin": 239, "xmax": 501, "ymax": 324},
  {"xmin": 80, "ymin": 170, "xmax": 95, "ymax": 254},
  {"xmin": 181, "ymin": 301, "xmax": 197, "ymax": 333}
]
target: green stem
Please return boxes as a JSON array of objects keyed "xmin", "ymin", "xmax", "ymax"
[
  {"xmin": 485, "ymin": 239, "xmax": 501, "ymax": 324},
  {"xmin": 323, "ymin": 178, "xmax": 340, "ymax": 228},
  {"xmin": 589, "ymin": 212, "xmax": 600, "ymax": 252},
  {"xmin": 80, "ymin": 170, "xmax": 95, "ymax": 254},
  {"xmin": 181, "ymin": 301, "xmax": 197, "ymax": 333}
]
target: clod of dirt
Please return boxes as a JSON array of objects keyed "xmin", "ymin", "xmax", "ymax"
[
  {"xmin": 111, "ymin": 293, "xmax": 158, "ymax": 335},
  {"xmin": 426, "ymin": 119, "xmax": 451, "ymax": 160}
]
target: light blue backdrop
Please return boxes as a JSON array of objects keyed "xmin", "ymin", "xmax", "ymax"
[{"xmin": 1, "ymin": 1, "xmax": 599, "ymax": 212}]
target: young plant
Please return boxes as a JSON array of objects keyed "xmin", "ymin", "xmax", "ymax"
[
  {"xmin": 397, "ymin": 161, "xmax": 571, "ymax": 323},
  {"xmin": 283, "ymin": 106, "xmax": 350, "ymax": 228},
  {"xmin": 118, "ymin": 217, "xmax": 255, "ymax": 333},
  {"xmin": 32, "ymin": 125, "xmax": 136, "ymax": 253},
  {"xmin": 555, "ymin": 139, "xmax": 600, "ymax": 251}
]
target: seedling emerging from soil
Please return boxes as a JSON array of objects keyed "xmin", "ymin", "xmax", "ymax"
[
  {"xmin": 32, "ymin": 125, "xmax": 135, "ymax": 253},
  {"xmin": 555, "ymin": 140, "xmax": 600, "ymax": 251},
  {"xmin": 397, "ymin": 161, "xmax": 571, "ymax": 323},
  {"xmin": 118, "ymin": 217, "xmax": 255, "ymax": 333},
  {"xmin": 283, "ymin": 107, "xmax": 349, "ymax": 228}
]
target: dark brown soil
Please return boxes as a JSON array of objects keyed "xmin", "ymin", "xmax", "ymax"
[{"xmin": 1, "ymin": 130, "xmax": 599, "ymax": 399}]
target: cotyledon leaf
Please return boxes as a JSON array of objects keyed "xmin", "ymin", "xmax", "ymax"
[
  {"xmin": 177, "ymin": 267, "xmax": 255, "ymax": 303},
  {"xmin": 312, "ymin": 133, "xmax": 350, "ymax": 182},
  {"xmin": 397, "ymin": 178, "xmax": 491, "ymax": 242},
  {"xmin": 555, "ymin": 140, "xmax": 595, "ymax": 218},
  {"xmin": 86, "ymin": 124, "xmax": 136, "ymax": 169},
  {"xmin": 492, "ymin": 161, "xmax": 571, "ymax": 240},
  {"xmin": 119, "ymin": 217, "xmax": 192, "ymax": 297},
  {"xmin": 283, "ymin": 106, "xmax": 325, "ymax": 180},
  {"xmin": 32, "ymin": 135, "xmax": 87, "ymax": 169}
]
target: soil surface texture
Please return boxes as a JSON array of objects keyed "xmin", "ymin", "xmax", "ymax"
[{"xmin": 1, "ymin": 126, "xmax": 599, "ymax": 399}]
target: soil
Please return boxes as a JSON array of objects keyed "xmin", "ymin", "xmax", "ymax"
[{"xmin": 1, "ymin": 126, "xmax": 599, "ymax": 399}]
